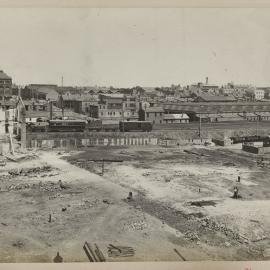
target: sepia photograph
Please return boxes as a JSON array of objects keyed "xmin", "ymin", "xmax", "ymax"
[{"xmin": 0, "ymin": 6, "xmax": 270, "ymax": 265}]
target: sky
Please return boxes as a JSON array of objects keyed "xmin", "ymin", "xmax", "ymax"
[{"xmin": 0, "ymin": 8, "xmax": 270, "ymax": 87}]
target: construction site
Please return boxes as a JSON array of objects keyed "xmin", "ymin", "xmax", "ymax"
[{"xmin": 1, "ymin": 129, "xmax": 270, "ymax": 262}]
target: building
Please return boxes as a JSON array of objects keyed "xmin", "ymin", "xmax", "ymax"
[
  {"xmin": 145, "ymin": 107, "xmax": 164, "ymax": 124},
  {"xmin": 0, "ymin": 70, "xmax": 12, "ymax": 100},
  {"xmin": 88, "ymin": 94, "xmax": 139, "ymax": 122},
  {"xmin": 0, "ymin": 70, "xmax": 12, "ymax": 89},
  {"xmin": 195, "ymin": 93, "xmax": 236, "ymax": 102},
  {"xmin": 163, "ymin": 113, "xmax": 189, "ymax": 124},
  {"xmin": 254, "ymin": 89, "xmax": 265, "ymax": 100}
]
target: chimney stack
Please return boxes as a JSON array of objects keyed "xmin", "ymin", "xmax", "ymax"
[
  {"xmin": 49, "ymin": 101, "xmax": 53, "ymax": 120},
  {"xmin": 206, "ymin": 77, "xmax": 209, "ymax": 85}
]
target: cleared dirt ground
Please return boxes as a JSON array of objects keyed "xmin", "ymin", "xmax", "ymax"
[{"xmin": 0, "ymin": 144, "xmax": 270, "ymax": 262}]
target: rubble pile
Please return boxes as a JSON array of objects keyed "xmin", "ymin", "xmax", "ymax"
[
  {"xmin": 7, "ymin": 181, "xmax": 62, "ymax": 192},
  {"xmin": 8, "ymin": 165, "xmax": 53, "ymax": 177},
  {"xmin": 124, "ymin": 219, "xmax": 148, "ymax": 231},
  {"xmin": 184, "ymin": 231, "xmax": 200, "ymax": 241},
  {"xmin": 199, "ymin": 217, "xmax": 249, "ymax": 243},
  {"xmin": 8, "ymin": 183, "xmax": 32, "ymax": 191}
]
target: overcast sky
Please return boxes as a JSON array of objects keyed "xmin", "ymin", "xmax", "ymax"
[{"xmin": 0, "ymin": 8, "xmax": 270, "ymax": 87}]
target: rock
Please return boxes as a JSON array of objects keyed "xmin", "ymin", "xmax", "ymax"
[
  {"xmin": 201, "ymin": 221, "xmax": 207, "ymax": 227},
  {"xmin": 103, "ymin": 199, "xmax": 112, "ymax": 204},
  {"xmin": 263, "ymin": 248, "xmax": 270, "ymax": 258},
  {"xmin": 225, "ymin": 241, "xmax": 231, "ymax": 247}
]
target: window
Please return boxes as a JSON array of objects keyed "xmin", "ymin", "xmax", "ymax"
[
  {"xmin": 146, "ymin": 112, "xmax": 149, "ymax": 117},
  {"xmin": 155, "ymin": 112, "xmax": 157, "ymax": 117},
  {"xmin": 160, "ymin": 112, "xmax": 162, "ymax": 116},
  {"xmin": 160, "ymin": 120, "xmax": 162, "ymax": 123}
]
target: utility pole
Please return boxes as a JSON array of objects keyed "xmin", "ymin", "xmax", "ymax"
[
  {"xmin": 256, "ymin": 115, "xmax": 259, "ymax": 137},
  {"xmin": 199, "ymin": 115, "xmax": 202, "ymax": 138},
  {"xmin": 101, "ymin": 159, "xmax": 104, "ymax": 175}
]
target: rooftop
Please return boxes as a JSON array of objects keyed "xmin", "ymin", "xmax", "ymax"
[
  {"xmin": 0, "ymin": 70, "xmax": 11, "ymax": 80},
  {"xmin": 145, "ymin": 106, "xmax": 164, "ymax": 113},
  {"xmin": 163, "ymin": 113, "xmax": 189, "ymax": 120}
]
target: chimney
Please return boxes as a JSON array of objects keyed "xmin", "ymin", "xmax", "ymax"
[
  {"xmin": 49, "ymin": 101, "xmax": 53, "ymax": 120},
  {"xmin": 206, "ymin": 77, "xmax": 209, "ymax": 85}
]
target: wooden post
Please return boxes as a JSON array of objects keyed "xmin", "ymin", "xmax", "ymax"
[{"xmin": 101, "ymin": 159, "xmax": 104, "ymax": 175}]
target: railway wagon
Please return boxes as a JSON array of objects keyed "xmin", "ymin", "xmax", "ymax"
[
  {"xmin": 230, "ymin": 135, "xmax": 270, "ymax": 144},
  {"xmin": 119, "ymin": 121, "xmax": 152, "ymax": 132},
  {"xmin": 48, "ymin": 119, "xmax": 87, "ymax": 132},
  {"xmin": 86, "ymin": 118, "xmax": 102, "ymax": 131}
]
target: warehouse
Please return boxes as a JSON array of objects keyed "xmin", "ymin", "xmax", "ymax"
[{"xmin": 163, "ymin": 113, "xmax": 189, "ymax": 124}]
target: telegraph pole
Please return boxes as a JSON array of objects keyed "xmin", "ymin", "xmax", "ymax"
[
  {"xmin": 199, "ymin": 115, "xmax": 202, "ymax": 138},
  {"xmin": 256, "ymin": 115, "xmax": 259, "ymax": 137}
]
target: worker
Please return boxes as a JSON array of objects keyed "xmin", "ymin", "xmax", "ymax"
[
  {"xmin": 127, "ymin": 191, "xmax": 133, "ymax": 201},
  {"xmin": 5, "ymin": 119, "xmax": 9, "ymax": 133},
  {"xmin": 233, "ymin": 186, "xmax": 238, "ymax": 199},
  {"xmin": 53, "ymin": 252, "xmax": 63, "ymax": 263},
  {"xmin": 237, "ymin": 176, "xmax": 241, "ymax": 182},
  {"xmin": 59, "ymin": 180, "xmax": 67, "ymax": 189}
]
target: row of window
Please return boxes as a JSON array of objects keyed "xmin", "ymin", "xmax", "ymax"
[
  {"xmin": 146, "ymin": 112, "xmax": 163, "ymax": 117},
  {"xmin": 100, "ymin": 111, "xmax": 136, "ymax": 116}
]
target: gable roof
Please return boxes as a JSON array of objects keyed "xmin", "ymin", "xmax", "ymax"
[
  {"xmin": 145, "ymin": 106, "xmax": 164, "ymax": 113},
  {"xmin": 0, "ymin": 70, "xmax": 11, "ymax": 80}
]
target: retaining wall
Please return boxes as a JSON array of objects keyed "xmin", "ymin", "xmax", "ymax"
[
  {"xmin": 242, "ymin": 144, "xmax": 270, "ymax": 154},
  {"xmin": 26, "ymin": 132, "xmax": 211, "ymax": 149}
]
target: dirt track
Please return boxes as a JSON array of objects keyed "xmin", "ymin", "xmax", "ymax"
[{"xmin": 0, "ymin": 145, "xmax": 270, "ymax": 262}]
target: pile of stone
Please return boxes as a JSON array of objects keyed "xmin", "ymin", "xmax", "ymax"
[
  {"xmin": 184, "ymin": 231, "xmax": 200, "ymax": 241},
  {"xmin": 38, "ymin": 181, "xmax": 62, "ymax": 192},
  {"xmin": 8, "ymin": 165, "xmax": 53, "ymax": 177},
  {"xmin": 8, "ymin": 183, "xmax": 31, "ymax": 191},
  {"xmin": 199, "ymin": 217, "xmax": 249, "ymax": 243},
  {"xmin": 124, "ymin": 219, "xmax": 148, "ymax": 231}
]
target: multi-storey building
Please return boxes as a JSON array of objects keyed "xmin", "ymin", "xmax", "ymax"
[
  {"xmin": 0, "ymin": 70, "xmax": 12, "ymax": 100},
  {"xmin": 88, "ymin": 94, "xmax": 139, "ymax": 122}
]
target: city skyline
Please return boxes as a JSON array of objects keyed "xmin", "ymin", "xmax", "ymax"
[{"xmin": 1, "ymin": 8, "xmax": 270, "ymax": 87}]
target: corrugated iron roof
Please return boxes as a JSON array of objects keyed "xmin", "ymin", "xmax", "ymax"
[{"xmin": 163, "ymin": 114, "xmax": 189, "ymax": 120}]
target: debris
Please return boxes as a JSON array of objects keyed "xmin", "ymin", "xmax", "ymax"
[
  {"xmin": 1, "ymin": 222, "xmax": 7, "ymax": 226},
  {"xmin": 173, "ymin": 248, "xmax": 186, "ymax": 261},
  {"xmin": 94, "ymin": 243, "xmax": 106, "ymax": 262},
  {"xmin": 225, "ymin": 241, "xmax": 231, "ymax": 247},
  {"xmin": 223, "ymin": 162, "xmax": 236, "ymax": 167},
  {"xmin": 103, "ymin": 199, "xmax": 112, "ymax": 205},
  {"xmin": 263, "ymin": 248, "xmax": 270, "ymax": 258},
  {"xmin": 53, "ymin": 252, "xmax": 63, "ymax": 263},
  {"xmin": 127, "ymin": 192, "xmax": 133, "ymax": 201},
  {"xmin": 12, "ymin": 240, "xmax": 24, "ymax": 248},
  {"xmin": 59, "ymin": 180, "xmax": 69, "ymax": 189},
  {"xmin": 83, "ymin": 242, "xmax": 106, "ymax": 262},
  {"xmin": 184, "ymin": 231, "xmax": 200, "ymax": 241},
  {"xmin": 124, "ymin": 219, "xmax": 148, "ymax": 231},
  {"xmin": 0, "ymin": 160, "xmax": 6, "ymax": 167},
  {"xmin": 184, "ymin": 150, "xmax": 204, "ymax": 156},
  {"xmin": 190, "ymin": 200, "xmax": 216, "ymax": 207},
  {"xmin": 107, "ymin": 244, "xmax": 135, "ymax": 257},
  {"xmin": 62, "ymin": 207, "xmax": 67, "ymax": 212}
]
